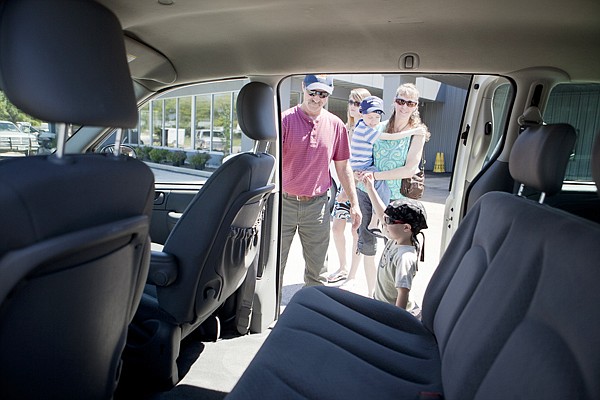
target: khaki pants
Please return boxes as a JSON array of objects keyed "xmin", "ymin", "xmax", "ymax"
[{"xmin": 280, "ymin": 194, "xmax": 330, "ymax": 286}]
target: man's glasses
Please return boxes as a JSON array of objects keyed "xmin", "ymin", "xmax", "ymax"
[
  {"xmin": 395, "ymin": 98, "xmax": 418, "ymax": 108},
  {"xmin": 307, "ymin": 90, "xmax": 330, "ymax": 99},
  {"xmin": 383, "ymin": 215, "xmax": 405, "ymax": 225},
  {"xmin": 348, "ymin": 99, "xmax": 361, "ymax": 107}
]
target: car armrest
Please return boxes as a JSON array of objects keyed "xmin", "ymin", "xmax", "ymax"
[{"xmin": 148, "ymin": 250, "xmax": 178, "ymax": 286}]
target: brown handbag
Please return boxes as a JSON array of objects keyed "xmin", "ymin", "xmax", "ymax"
[{"xmin": 400, "ymin": 158, "xmax": 425, "ymax": 199}]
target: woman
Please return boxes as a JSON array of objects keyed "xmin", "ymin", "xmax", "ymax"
[
  {"xmin": 327, "ymin": 88, "xmax": 371, "ymax": 283},
  {"xmin": 345, "ymin": 83, "xmax": 430, "ymax": 296}
]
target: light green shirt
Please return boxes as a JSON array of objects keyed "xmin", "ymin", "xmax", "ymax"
[{"xmin": 374, "ymin": 240, "xmax": 418, "ymax": 310}]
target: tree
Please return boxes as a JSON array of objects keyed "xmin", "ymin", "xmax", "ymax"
[{"xmin": 0, "ymin": 91, "xmax": 41, "ymax": 125}]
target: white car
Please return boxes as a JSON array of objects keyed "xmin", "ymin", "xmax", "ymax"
[
  {"xmin": 0, "ymin": 120, "xmax": 39, "ymax": 156},
  {"xmin": 195, "ymin": 129, "xmax": 226, "ymax": 152}
]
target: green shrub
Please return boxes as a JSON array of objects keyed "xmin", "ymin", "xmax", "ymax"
[
  {"xmin": 166, "ymin": 150, "xmax": 187, "ymax": 166},
  {"xmin": 189, "ymin": 152, "xmax": 210, "ymax": 169},
  {"xmin": 136, "ymin": 145, "xmax": 153, "ymax": 161},
  {"xmin": 148, "ymin": 148, "xmax": 169, "ymax": 163}
]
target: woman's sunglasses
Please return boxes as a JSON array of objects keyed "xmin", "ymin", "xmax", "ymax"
[
  {"xmin": 395, "ymin": 98, "xmax": 418, "ymax": 108},
  {"xmin": 307, "ymin": 90, "xmax": 330, "ymax": 99},
  {"xmin": 383, "ymin": 215, "xmax": 405, "ymax": 225},
  {"xmin": 348, "ymin": 99, "xmax": 361, "ymax": 107}
]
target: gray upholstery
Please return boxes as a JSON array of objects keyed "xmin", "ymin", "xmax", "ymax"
[
  {"xmin": 122, "ymin": 81, "xmax": 276, "ymax": 385},
  {"xmin": 0, "ymin": 0, "xmax": 154, "ymax": 398},
  {"xmin": 466, "ymin": 122, "xmax": 576, "ymax": 213},
  {"xmin": 0, "ymin": 156, "xmax": 153, "ymax": 400},
  {"xmin": 236, "ymin": 81, "xmax": 277, "ymax": 142},
  {"xmin": 509, "ymin": 123, "xmax": 576, "ymax": 195},
  {"xmin": 0, "ymin": 0, "xmax": 137, "ymax": 127},
  {"xmin": 229, "ymin": 126, "xmax": 600, "ymax": 399}
]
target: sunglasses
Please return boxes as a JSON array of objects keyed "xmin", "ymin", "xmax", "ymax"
[
  {"xmin": 383, "ymin": 215, "xmax": 405, "ymax": 225},
  {"xmin": 307, "ymin": 90, "xmax": 330, "ymax": 99},
  {"xmin": 395, "ymin": 98, "xmax": 418, "ymax": 108},
  {"xmin": 348, "ymin": 99, "xmax": 361, "ymax": 107}
]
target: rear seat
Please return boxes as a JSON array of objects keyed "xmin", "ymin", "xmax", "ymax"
[{"xmin": 228, "ymin": 124, "xmax": 600, "ymax": 400}]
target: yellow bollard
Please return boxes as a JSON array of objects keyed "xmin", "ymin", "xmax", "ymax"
[{"xmin": 433, "ymin": 152, "xmax": 445, "ymax": 173}]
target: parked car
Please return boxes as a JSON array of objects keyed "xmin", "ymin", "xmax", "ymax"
[
  {"xmin": 1, "ymin": 0, "xmax": 599, "ymax": 399},
  {"xmin": 0, "ymin": 120, "xmax": 39, "ymax": 156},
  {"xmin": 195, "ymin": 129, "xmax": 226, "ymax": 151}
]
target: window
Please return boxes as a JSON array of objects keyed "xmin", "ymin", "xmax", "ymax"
[
  {"xmin": 127, "ymin": 79, "xmax": 250, "ymax": 183},
  {"xmin": 485, "ymin": 83, "xmax": 512, "ymax": 165},
  {"xmin": 544, "ymin": 83, "xmax": 600, "ymax": 183},
  {"xmin": 0, "ymin": 90, "xmax": 54, "ymax": 157}
]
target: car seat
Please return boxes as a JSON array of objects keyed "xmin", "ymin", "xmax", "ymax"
[
  {"xmin": 0, "ymin": 1, "xmax": 154, "ymax": 399},
  {"xmin": 122, "ymin": 81, "xmax": 277, "ymax": 386}
]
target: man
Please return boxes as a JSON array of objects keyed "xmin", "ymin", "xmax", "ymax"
[{"xmin": 281, "ymin": 74, "xmax": 362, "ymax": 286}]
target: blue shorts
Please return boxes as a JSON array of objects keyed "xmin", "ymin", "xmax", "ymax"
[{"xmin": 356, "ymin": 189, "xmax": 377, "ymax": 256}]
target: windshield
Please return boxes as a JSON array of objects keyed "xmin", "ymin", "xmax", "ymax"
[{"xmin": 0, "ymin": 121, "xmax": 20, "ymax": 131}]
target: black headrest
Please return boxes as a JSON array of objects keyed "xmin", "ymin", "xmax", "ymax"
[
  {"xmin": 236, "ymin": 82, "xmax": 277, "ymax": 142},
  {"xmin": 509, "ymin": 123, "xmax": 576, "ymax": 196},
  {"xmin": 593, "ymin": 131, "xmax": 600, "ymax": 196},
  {"xmin": 0, "ymin": 0, "xmax": 137, "ymax": 128}
]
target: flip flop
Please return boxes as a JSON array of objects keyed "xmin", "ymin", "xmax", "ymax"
[{"xmin": 327, "ymin": 271, "xmax": 348, "ymax": 283}]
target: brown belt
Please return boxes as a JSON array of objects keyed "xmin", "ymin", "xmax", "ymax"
[{"xmin": 283, "ymin": 192, "xmax": 322, "ymax": 201}]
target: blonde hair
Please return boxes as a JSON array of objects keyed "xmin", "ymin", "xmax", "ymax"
[
  {"xmin": 384, "ymin": 83, "xmax": 430, "ymax": 141},
  {"xmin": 346, "ymin": 88, "xmax": 371, "ymax": 134}
]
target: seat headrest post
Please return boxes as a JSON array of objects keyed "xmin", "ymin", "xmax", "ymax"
[
  {"xmin": 517, "ymin": 183, "xmax": 525, "ymax": 197},
  {"xmin": 114, "ymin": 128, "xmax": 123, "ymax": 157},
  {"xmin": 538, "ymin": 192, "xmax": 546, "ymax": 204},
  {"xmin": 54, "ymin": 123, "xmax": 67, "ymax": 159}
]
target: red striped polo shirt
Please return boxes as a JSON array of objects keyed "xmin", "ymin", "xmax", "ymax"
[{"xmin": 282, "ymin": 105, "xmax": 350, "ymax": 197}]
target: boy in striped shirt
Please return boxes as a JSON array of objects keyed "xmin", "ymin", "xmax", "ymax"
[{"xmin": 350, "ymin": 96, "xmax": 389, "ymax": 233}]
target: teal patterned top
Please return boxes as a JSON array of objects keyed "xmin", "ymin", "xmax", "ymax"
[
  {"xmin": 373, "ymin": 133, "xmax": 411, "ymax": 199},
  {"xmin": 356, "ymin": 120, "xmax": 411, "ymax": 199},
  {"xmin": 373, "ymin": 121, "xmax": 412, "ymax": 200}
]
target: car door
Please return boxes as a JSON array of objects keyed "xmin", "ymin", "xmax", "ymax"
[
  {"xmin": 442, "ymin": 71, "xmax": 600, "ymax": 251},
  {"xmin": 441, "ymin": 75, "xmax": 514, "ymax": 250}
]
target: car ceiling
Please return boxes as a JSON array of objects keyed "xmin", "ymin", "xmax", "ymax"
[{"xmin": 99, "ymin": 0, "xmax": 600, "ymax": 91}]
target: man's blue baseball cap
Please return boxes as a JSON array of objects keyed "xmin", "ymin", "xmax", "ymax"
[
  {"xmin": 303, "ymin": 75, "xmax": 334, "ymax": 94},
  {"xmin": 360, "ymin": 96, "xmax": 385, "ymax": 115}
]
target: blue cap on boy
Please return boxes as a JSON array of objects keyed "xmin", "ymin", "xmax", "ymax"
[{"xmin": 360, "ymin": 96, "xmax": 385, "ymax": 114}]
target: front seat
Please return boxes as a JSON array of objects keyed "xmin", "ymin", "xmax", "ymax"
[
  {"xmin": 0, "ymin": 1, "xmax": 154, "ymax": 399},
  {"xmin": 122, "ymin": 81, "xmax": 277, "ymax": 385}
]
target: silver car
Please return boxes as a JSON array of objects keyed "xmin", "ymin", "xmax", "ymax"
[{"xmin": 0, "ymin": 120, "xmax": 39, "ymax": 156}]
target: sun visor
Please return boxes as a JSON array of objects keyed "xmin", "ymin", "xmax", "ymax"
[
  {"xmin": 0, "ymin": 0, "xmax": 138, "ymax": 128},
  {"xmin": 125, "ymin": 36, "xmax": 177, "ymax": 87}
]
